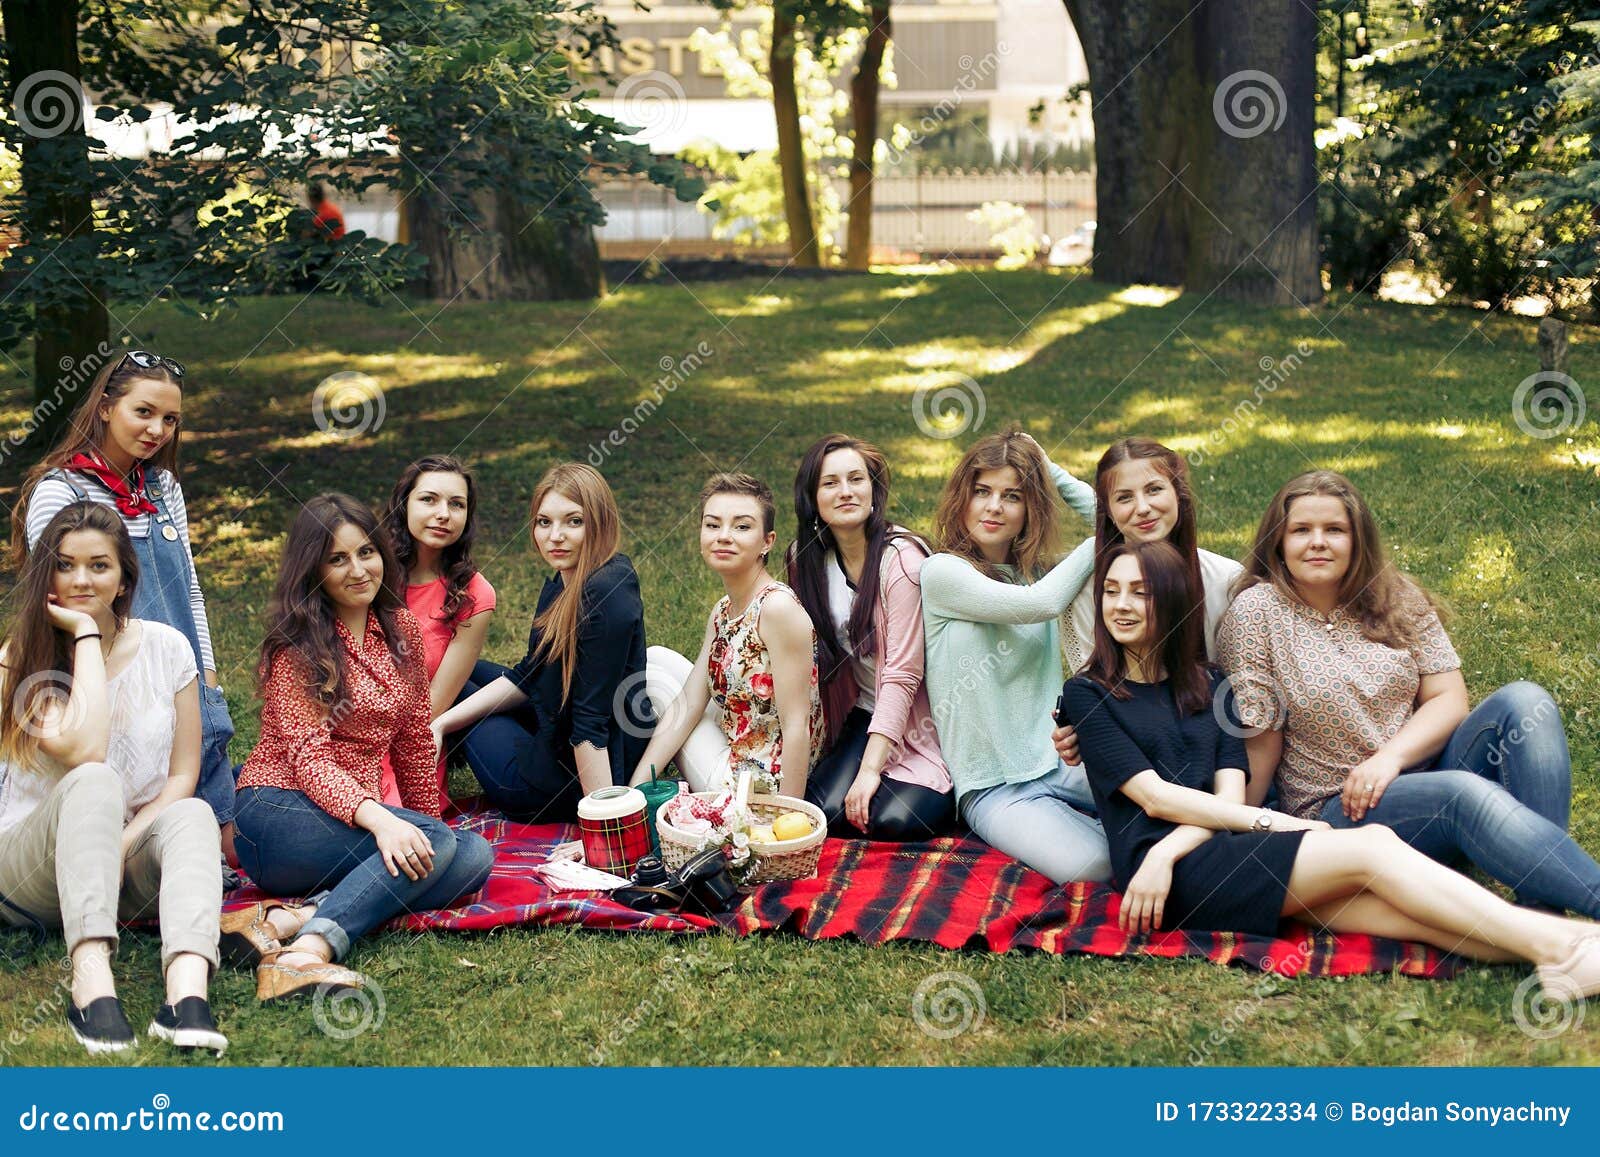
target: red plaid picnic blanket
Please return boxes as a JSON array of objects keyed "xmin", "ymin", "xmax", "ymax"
[{"xmin": 224, "ymin": 810, "xmax": 1463, "ymax": 978}]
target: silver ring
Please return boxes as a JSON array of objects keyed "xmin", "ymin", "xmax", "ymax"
[
  {"xmin": 405, "ymin": 851, "xmax": 419, "ymax": 859},
  {"xmin": 1365, "ymin": 782, "xmax": 1375, "ymax": 792}
]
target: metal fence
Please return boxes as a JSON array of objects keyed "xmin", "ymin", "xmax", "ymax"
[{"xmin": 594, "ymin": 167, "xmax": 1096, "ymax": 258}]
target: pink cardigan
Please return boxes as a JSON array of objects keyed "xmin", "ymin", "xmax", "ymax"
[{"xmin": 847, "ymin": 538, "xmax": 952, "ymax": 793}]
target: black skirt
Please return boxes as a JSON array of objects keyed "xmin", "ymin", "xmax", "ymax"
[{"xmin": 1162, "ymin": 830, "xmax": 1307, "ymax": 937}]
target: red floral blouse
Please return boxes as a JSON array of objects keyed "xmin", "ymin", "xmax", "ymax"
[{"xmin": 238, "ymin": 610, "xmax": 438, "ymax": 824}]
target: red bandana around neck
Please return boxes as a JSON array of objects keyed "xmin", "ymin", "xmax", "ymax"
[{"xmin": 66, "ymin": 450, "xmax": 158, "ymax": 518}]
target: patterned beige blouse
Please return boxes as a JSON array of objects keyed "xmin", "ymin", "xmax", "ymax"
[{"xmin": 1214, "ymin": 581, "xmax": 1460, "ymax": 819}]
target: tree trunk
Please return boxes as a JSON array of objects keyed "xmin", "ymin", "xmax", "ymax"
[
  {"xmin": 3, "ymin": 0, "xmax": 108, "ymax": 448},
  {"xmin": 1063, "ymin": 0, "xmax": 1196, "ymax": 286},
  {"xmin": 771, "ymin": 6, "xmax": 820, "ymax": 267},
  {"xmin": 1062, "ymin": 0, "xmax": 1322, "ymax": 305},
  {"xmin": 845, "ymin": 1, "xmax": 890, "ymax": 271},
  {"xmin": 405, "ymin": 181, "xmax": 603, "ymax": 302}
]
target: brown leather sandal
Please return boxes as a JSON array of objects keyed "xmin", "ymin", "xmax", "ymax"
[
  {"xmin": 219, "ymin": 901, "xmax": 307, "ymax": 968},
  {"xmin": 255, "ymin": 954, "xmax": 369, "ymax": 1004}
]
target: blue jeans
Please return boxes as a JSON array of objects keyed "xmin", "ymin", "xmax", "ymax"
[
  {"xmin": 960, "ymin": 762, "xmax": 1110, "ymax": 885},
  {"xmin": 1318, "ymin": 681, "xmax": 1600, "ymax": 917},
  {"xmin": 233, "ymin": 786, "xmax": 494, "ymax": 961}
]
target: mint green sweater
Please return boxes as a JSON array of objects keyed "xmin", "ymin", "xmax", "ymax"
[{"xmin": 919, "ymin": 462, "xmax": 1097, "ymax": 801}]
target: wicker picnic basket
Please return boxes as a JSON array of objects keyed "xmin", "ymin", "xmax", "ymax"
[{"xmin": 655, "ymin": 764, "xmax": 827, "ymax": 885}]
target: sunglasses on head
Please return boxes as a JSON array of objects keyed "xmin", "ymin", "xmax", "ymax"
[{"xmin": 117, "ymin": 350, "xmax": 186, "ymax": 378}]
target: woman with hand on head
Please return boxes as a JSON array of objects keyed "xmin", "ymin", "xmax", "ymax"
[
  {"xmin": 378, "ymin": 456, "xmax": 496, "ymax": 811},
  {"xmin": 630, "ymin": 472, "xmax": 822, "ymax": 798},
  {"xmin": 1051, "ymin": 437, "xmax": 1242, "ymax": 766},
  {"xmin": 432, "ymin": 463, "xmax": 654, "ymax": 821},
  {"xmin": 1215, "ymin": 470, "xmax": 1600, "ymax": 917},
  {"xmin": 918, "ymin": 427, "xmax": 1106, "ymax": 883},
  {"xmin": 0, "ymin": 503, "xmax": 228, "ymax": 1055},
  {"xmin": 13, "ymin": 350, "xmax": 237, "ymax": 862},
  {"xmin": 233, "ymin": 495, "xmax": 493, "ymax": 1002},
  {"xmin": 1062, "ymin": 539, "xmax": 1600, "ymax": 1004},
  {"xmin": 785, "ymin": 434, "xmax": 954, "ymax": 840}
]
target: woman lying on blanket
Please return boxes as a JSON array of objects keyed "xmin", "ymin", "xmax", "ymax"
[
  {"xmin": 918, "ymin": 426, "xmax": 1106, "ymax": 883},
  {"xmin": 1060, "ymin": 538, "xmax": 1600, "ymax": 999},
  {"xmin": 630, "ymin": 472, "xmax": 822, "ymax": 798},
  {"xmin": 231, "ymin": 494, "xmax": 493, "ymax": 1003},
  {"xmin": 1215, "ymin": 470, "xmax": 1600, "ymax": 918},
  {"xmin": 433, "ymin": 462, "xmax": 654, "ymax": 820},
  {"xmin": 784, "ymin": 434, "xmax": 955, "ymax": 840},
  {"xmin": 0, "ymin": 502, "xmax": 228, "ymax": 1055},
  {"xmin": 377, "ymin": 455, "xmax": 496, "ymax": 811}
]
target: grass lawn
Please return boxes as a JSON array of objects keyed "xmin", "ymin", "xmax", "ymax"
[{"xmin": 1, "ymin": 267, "xmax": 1598, "ymax": 1066}]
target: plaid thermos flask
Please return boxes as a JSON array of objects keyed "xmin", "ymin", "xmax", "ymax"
[{"xmin": 577, "ymin": 786, "xmax": 651, "ymax": 875}]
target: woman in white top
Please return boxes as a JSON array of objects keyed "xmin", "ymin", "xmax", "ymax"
[
  {"xmin": 12, "ymin": 350, "xmax": 237, "ymax": 858},
  {"xmin": 1053, "ymin": 437, "xmax": 1242, "ymax": 764},
  {"xmin": 0, "ymin": 503, "xmax": 228, "ymax": 1056}
]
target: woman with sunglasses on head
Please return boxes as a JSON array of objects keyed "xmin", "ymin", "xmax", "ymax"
[
  {"xmin": 0, "ymin": 503, "xmax": 228, "ymax": 1055},
  {"xmin": 919, "ymin": 427, "xmax": 1105, "ymax": 883},
  {"xmin": 232, "ymin": 495, "xmax": 493, "ymax": 1002},
  {"xmin": 1061, "ymin": 539, "xmax": 1600, "ymax": 1003},
  {"xmin": 1215, "ymin": 470, "xmax": 1600, "ymax": 917},
  {"xmin": 432, "ymin": 463, "xmax": 654, "ymax": 821},
  {"xmin": 629, "ymin": 472, "xmax": 822, "ymax": 798},
  {"xmin": 377, "ymin": 456, "xmax": 496, "ymax": 811},
  {"xmin": 785, "ymin": 434, "xmax": 954, "ymax": 840},
  {"xmin": 13, "ymin": 350, "xmax": 237, "ymax": 863}
]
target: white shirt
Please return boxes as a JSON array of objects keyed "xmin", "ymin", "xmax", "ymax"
[
  {"xmin": 0, "ymin": 620, "xmax": 198, "ymax": 834},
  {"xmin": 825, "ymin": 548, "xmax": 877, "ymax": 712}
]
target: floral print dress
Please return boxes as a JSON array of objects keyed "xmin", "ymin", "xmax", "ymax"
[{"xmin": 707, "ymin": 581, "xmax": 823, "ymax": 795}]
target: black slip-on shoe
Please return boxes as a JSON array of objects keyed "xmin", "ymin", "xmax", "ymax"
[
  {"xmin": 148, "ymin": 996, "xmax": 229, "ymax": 1056},
  {"xmin": 67, "ymin": 996, "xmax": 135, "ymax": 1056}
]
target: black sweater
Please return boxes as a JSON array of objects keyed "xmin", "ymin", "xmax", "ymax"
[
  {"xmin": 508, "ymin": 553, "xmax": 654, "ymax": 781},
  {"xmin": 1061, "ymin": 669, "xmax": 1249, "ymax": 889}
]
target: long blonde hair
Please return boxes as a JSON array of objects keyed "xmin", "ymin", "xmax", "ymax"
[
  {"xmin": 529, "ymin": 463, "xmax": 622, "ymax": 704},
  {"xmin": 1235, "ymin": 469, "xmax": 1446, "ymax": 649},
  {"xmin": 931, "ymin": 425, "xmax": 1061, "ymax": 580}
]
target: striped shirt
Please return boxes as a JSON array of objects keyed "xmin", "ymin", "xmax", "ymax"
[{"xmin": 25, "ymin": 470, "xmax": 216, "ymax": 672}]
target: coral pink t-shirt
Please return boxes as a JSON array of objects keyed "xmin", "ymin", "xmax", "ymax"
[{"xmin": 380, "ymin": 572, "xmax": 496, "ymax": 808}]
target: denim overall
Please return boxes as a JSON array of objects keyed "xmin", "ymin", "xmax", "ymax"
[{"xmin": 47, "ymin": 470, "xmax": 238, "ymax": 824}]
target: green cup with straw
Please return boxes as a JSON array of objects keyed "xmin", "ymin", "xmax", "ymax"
[{"xmin": 636, "ymin": 765, "xmax": 679, "ymax": 855}]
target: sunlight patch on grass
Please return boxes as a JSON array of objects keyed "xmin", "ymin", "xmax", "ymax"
[
  {"xmin": 1446, "ymin": 534, "xmax": 1521, "ymax": 600},
  {"xmin": 1112, "ymin": 285, "xmax": 1183, "ymax": 308}
]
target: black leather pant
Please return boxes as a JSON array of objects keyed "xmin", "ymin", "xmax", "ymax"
[{"xmin": 804, "ymin": 707, "xmax": 956, "ymax": 841}]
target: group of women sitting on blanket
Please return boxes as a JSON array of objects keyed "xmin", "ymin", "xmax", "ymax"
[{"xmin": 2, "ymin": 349, "xmax": 1598, "ymax": 1060}]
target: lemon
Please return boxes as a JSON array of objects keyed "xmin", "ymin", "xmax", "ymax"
[
  {"xmin": 748, "ymin": 824, "xmax": 776, "ymax": 844},
  {"xmin": 770, "ymin": 812, "xmax": 813, "ymax": 841}
]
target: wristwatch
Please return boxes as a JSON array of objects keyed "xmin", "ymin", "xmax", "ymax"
[{"xmin": 1251, "ymin": 810, "xmax": 1275, "ymax": 833}]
